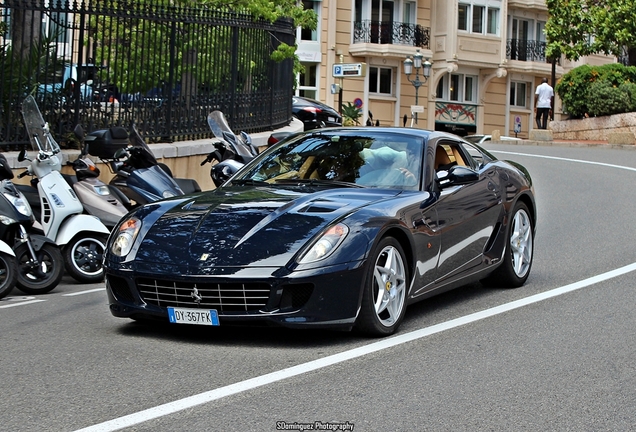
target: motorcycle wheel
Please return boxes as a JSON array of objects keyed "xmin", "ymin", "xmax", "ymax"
[
  {"xmin": 64, "ymin": 234, "xmax": 109, "ymax": 283},
  {"xmin": 0, "ymin": 251, "xmax": 18, "ymax": 299},
  {"xmin": 15, "ymin": 243, "xmax": 64, "ymax": 295}
]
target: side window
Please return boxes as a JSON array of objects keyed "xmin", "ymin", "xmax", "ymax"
[
  {"xmin": 458, "ymin": 142, "xmax": 491, "ymax": 168},
  {"xmin": 435, "ymin": 142, "xmax": 469, "ymax": 171}
]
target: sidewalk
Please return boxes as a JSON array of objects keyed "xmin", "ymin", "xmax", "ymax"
[{"xmin": 497, "ymin": 138, "xmax": 636, "ymax": 150}]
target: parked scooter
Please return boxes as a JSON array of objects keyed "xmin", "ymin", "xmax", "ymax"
[
  {"xmin": 20, "ymin": 95, "xmax": 110, "ymax": 284},
  {"xmin": 200, "ymin": 111, "xmax": 261, "ymax": 187},
  {"xmin": 68, "ymin": 124, "xmax": 129, "ymax": 228},
  {"xmin": 16, "ymin": 125, "xmax": 130, "ymax": 230},
  {"xmin": 93, "ymin": 123, "xmax": 197, "ymax": 209},
  {"xmin": 0, "ymin": 153, "xmax": 63, "ymax": 295}
]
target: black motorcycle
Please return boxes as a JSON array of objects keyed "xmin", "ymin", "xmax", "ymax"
[
  {"xmin": 0, "ymin": 154, "xmax": 63, "ymax": 294},
  {"xmin": 200, "ymin": 110, "xmax": 261, "ymax": 187}
]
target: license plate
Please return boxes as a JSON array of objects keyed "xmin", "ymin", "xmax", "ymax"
[
  {"xmin": 167, "ymin": 307, "xmax": 219, "ymax": 326},
  {"xmin": 328, "ymin": 116, "xmax": 335, "ymax": 122}
]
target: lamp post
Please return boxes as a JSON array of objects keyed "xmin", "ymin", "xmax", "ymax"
[{"xmin": 403, "ymin": 49, "xmax": 431, "ymax": 125}]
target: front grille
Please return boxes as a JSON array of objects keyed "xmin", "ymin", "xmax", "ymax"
[{"xmin": 136, "ymin": 278, "xmax": 271, "ymax": 312}]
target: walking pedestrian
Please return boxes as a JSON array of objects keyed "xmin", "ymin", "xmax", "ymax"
[{"xmin": 534, "ymin": 77, "xmax": 553, "ymax": 129}]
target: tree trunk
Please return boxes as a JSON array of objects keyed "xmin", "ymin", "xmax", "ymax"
[{"xmin": 8, "ymin": 0, "xmax": 42, "ymax": 61}]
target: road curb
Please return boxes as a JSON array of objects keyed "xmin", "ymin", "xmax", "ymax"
[{"xmin": 492, "ymin": 139, "xmax": 636, "ymax": 150}]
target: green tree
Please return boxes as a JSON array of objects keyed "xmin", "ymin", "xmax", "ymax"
[
  {"xmin": 545, "ymin": 0, "xmax": 636, "ymax": 66},
  {"xmin": 91, "ymin": 0, "xmax": 315, "ymax": 94}
]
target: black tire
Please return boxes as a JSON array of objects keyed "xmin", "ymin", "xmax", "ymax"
[
  {"xmin": 355, "ymin": 237, "xmax": 409, "ymax": 337},
  {"xmin": 0, "ymin": 252, "xmax": 18, "ymax": 299},
  {"xmin": 485, "ymin": 201, "xmax": 534, "ymax": 288},
  {"xmin": 63, "ymin": 234, "xmax": 109, "ymax": 283},
  {"xmin": 15, "ymin": 243, "xmax": 64, "ymax": 295}
]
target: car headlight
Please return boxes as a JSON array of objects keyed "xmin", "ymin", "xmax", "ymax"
[
  {"xmin": 3, "ymin": 192, "xmax": 32, "ymax": 217},
  {"xmin": 111, "ymin": 217, "xmax": 142, "ymax": 257},
  {"xmin": 299, "ymin": 223, "xmax": 349, "ymax": 264},
  {"xmin": 162, "ymin": 190, "xmax": 176, "ymax": 198}
]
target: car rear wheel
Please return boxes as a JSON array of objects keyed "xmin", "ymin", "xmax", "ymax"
[
  {"xmin": 486, "ymin": 201, "xmax": 534, "ymax": 288},
  {"xmin": 356, "ymin": 237, "xmax": 408, "ymax": 337}
]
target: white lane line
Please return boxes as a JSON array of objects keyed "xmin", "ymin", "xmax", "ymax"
[
  {"xmin": 491, "ymin": 150, "xmax": 636, "ymax": 172},
  {"xmin": 74, "ymin": 261, "xmax": 636, "ymax": 432},
  {"xmin": 63, "ymin": 288, "xmax": 106, "ymax": 296},
  {"xmin": 0, "ymin": 299, "xmax": 46, "ymax": 309}
]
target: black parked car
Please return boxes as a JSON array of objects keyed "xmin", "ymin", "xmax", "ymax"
[
  {"xmin": 104, "ymin": 127, "xmax": 536, "ymax": 336},
  {"xmin": 293, "ymin": 96, "xmax": 342, "ymax": 130}
]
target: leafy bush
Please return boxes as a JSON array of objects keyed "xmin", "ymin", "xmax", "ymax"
[
  {"xmin": 586, "ymin": 81, "xmax": 631, "ymax": 117},
  {"xmin": 556, "ymin": 63, "xmax": 636, "ymax": 118},
  {"xmin": 619, "ymin": 82, "xmax": 636, "ymax": 112}
]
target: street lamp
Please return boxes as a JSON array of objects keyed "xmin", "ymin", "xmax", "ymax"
[{"xmin": 404, "ymin": 49, "xmax": 431, "ymax": 125}]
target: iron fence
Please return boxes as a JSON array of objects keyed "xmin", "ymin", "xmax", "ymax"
[
  {"xmin": 506, "ymin": 39, "xmax": 548, "ymax": 63},
  {"xmin": 0, "ymin": 0, "xmax": 295, "ymax": 150},
  {"xmin": 353, "ymin": 20, "xmax": 430, "ymax": 49}
]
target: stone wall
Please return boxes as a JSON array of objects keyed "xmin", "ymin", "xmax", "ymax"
[{"xmin": 550, "ymin": 112, "xmax": 636, "ymax": 141}]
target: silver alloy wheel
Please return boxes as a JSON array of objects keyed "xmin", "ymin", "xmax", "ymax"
[
  {"xmin": 372, "ymin": 245, "xmax": 407, "ymax": 327},
  {"xmin": 510, "ymin": 208, "xmax": 533, "ymax": 278}
]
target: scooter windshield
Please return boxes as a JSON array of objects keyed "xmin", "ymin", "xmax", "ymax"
[
  {"xmin": 207, "ymin": 110, "xmax": 234, "ymax": 140},
  {"xmin": 207, "ymin": 111, "xmax": 254, "ymax": 159},
  {"xmin": 22, "ymin": 95, "xmax": 61, "ymax": 154},
  {"xmin": 129, "ymin": 123, "xmax": 158, "ymax": 167}
]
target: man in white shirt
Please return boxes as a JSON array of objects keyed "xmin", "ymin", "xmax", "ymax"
[{"xmin": 534, "ymin": 78, "xmax": 554, "ymax": 129}]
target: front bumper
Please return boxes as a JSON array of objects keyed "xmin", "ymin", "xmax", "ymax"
[{"xmin": 105, "ymin": 260, "xmax": 366, "ymax": 330}]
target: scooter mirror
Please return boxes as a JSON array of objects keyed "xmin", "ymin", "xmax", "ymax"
[
  {"xmin": 18, "ymin": 149, "xmax": 27, "ymax": 162},
  {"xmin": 73, "ymin": 124, "xmax": 85, "ymax": 140},
  {"xmin": 113, "ymin": 148, "xmax": 128, "ymax": 159}
]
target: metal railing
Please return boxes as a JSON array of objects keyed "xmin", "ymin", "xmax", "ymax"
[
  {"xmin": 506, "ymin": 39, "xmax": 549, "ymax": 63},
  {"xmin": 353, "ymin": 20, "xmax": 430, "ymax": 49},
  {"xmin": 0, "ymin": 1, "xmax": 295, "ymax": 150}
]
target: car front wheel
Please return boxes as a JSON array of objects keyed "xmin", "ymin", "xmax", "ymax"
[{"xmin": 356, "ymin": 237, "xmax": 408, "ymax": 337}]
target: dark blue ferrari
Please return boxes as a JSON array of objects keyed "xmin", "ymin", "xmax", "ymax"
[{"xmin": 104, "ymin": 127, "xmax": 535, "ymax": 336}]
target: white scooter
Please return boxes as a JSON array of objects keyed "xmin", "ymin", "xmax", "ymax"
[{"xmin": 19, "ymin": 95, "xmax": 110, "ymax": 283}]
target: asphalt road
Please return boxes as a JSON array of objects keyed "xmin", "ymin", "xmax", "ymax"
[{"xmin": 2, "ymin": 144, "xmax": 636, "ymax": 432}]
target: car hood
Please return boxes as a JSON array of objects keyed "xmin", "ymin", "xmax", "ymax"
[{"xmin": 134, "ymin": 186, "xmax": 400, "ymax": 269}]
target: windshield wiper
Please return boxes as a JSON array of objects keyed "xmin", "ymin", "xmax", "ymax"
[
  {"xmin": 274, "ymin": 178, "xmax": 364, "ymax": 188},
  {"xmin": 230, "ymin": 179, "xmax": 271, "ymax": 186}
]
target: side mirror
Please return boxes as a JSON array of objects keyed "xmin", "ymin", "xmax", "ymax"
[
  {"xmin": 437, "ymin": 165, "xmax": 479, "ymax": 188},
  {"xmin": 113, "ymin": 148, "xmax": 128, "ymax": 159},
  {"xmin": 73, "ymin": 124, "xmax": 85, "ymax": 140},
  {"xmin": 18, "ymin": 149, "xmax": 27, "ymax": 162}
]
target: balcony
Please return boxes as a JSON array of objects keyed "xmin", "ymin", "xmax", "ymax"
[
  {"xmin": 507, "ymin": 0, "xmax": 548, "ymax": 11},
  {"xmin": 353, "ymin": 20, "xmax": 430, "ymax": 49},
  {"xmin": 506, "ymin": 39, "xmax": 548, "ymax": 63}
]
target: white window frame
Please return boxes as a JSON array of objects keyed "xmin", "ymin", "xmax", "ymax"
[
  {"xmin": 509, "ymin": 81, "xmax": 529, "ymax": 108},
  {"xmin": 296, "ymin": 64, "xmax": 319, "ymax": 99},
  {"xmin": 458, "ymin": 1, "xmax": 501, "ymax": 36},
  {"xmin": 369, "ymin": 66, "xmax": 394, "ymax": 96},
  {"xmin": 297, "ymin": 0, "xmax": 321, "ymax": 42},
  {"xmin": 436, "ymin": 73, "xmax": 478, "ymax": 103}
]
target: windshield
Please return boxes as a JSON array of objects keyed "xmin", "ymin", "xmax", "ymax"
[
  {"xmin": 235, "ymin": 131, "xmax": 425, "ymax": 190},
  {"xmin": 22, "ymin": 96, "xmax": 61, "ymax": 153}
]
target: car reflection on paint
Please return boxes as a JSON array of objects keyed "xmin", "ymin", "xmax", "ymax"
[
  {"xmin": 293, "ymin": 96, "xmax": 343, "ymax": 131},
  {"xmin": 104, "ymin": 127, "xmax": 536, "ymax": 337}
]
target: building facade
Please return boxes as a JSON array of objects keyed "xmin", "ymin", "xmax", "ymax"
[{"xmin": 295, "ymin": 0, "xmax": 616, "ymax": 138}]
